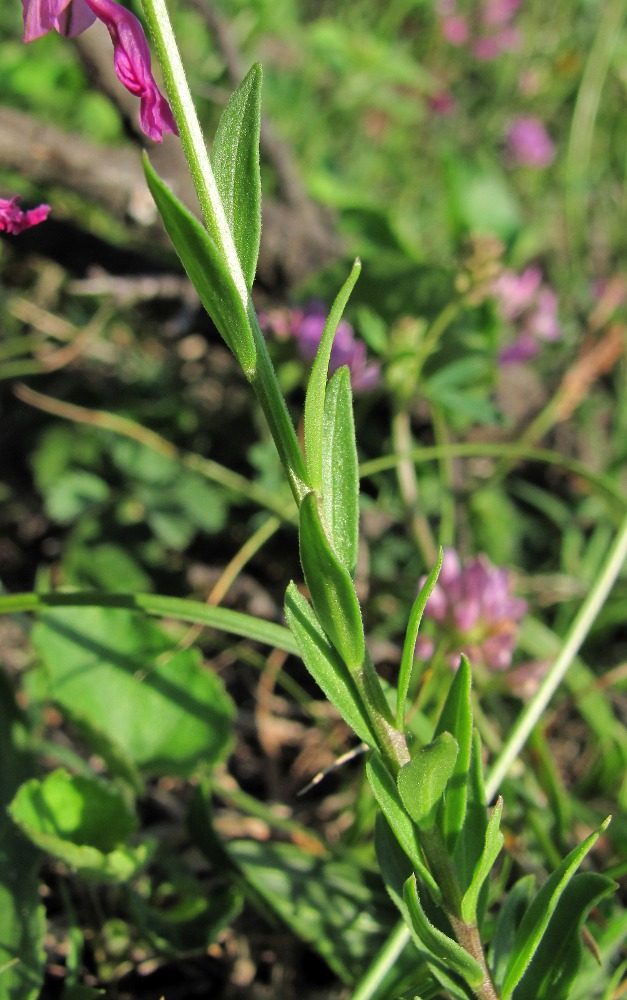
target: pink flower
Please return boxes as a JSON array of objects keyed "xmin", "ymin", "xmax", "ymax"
[
  {"xmin": 416, "ymin": 549, "xmax": 527, "ymax": 671},
  {"xmin": 491, "ymin": 266, "xmax": 561, "ymax": 364},
  {"xmin": 437, "ymin": 0, "xmax": 521, "ymax": 60},
  {"xmin": 21, "ymin": 0, "xmax": 177, "ymax": 142},
  {"xmin": 261, "ymin": 300, "xmax": 381, "ymax": 392},
  {"xmin": 0, "ymin": 195, "xmax": 50, "ymax": 234},
  {"xmin": 505, "ymin": 116, "xmax": 555, "ymax": 168}
]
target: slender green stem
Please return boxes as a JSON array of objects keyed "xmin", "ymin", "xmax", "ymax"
[
  {"xmin": 247, "ymin": 305, "xmax": 310, "ymax": 505},
  {"xmin": 140, "ymin": 0, "xmax": 247, "ymax": 304},
  {"xmin": 565, "ymin": 0, "xmax": 626, "ymax": 257},
  {"xmin": 360, "ymin": 442, "xmax": 626, "ymax": 511},
  {"xmin": 391, "ymin": 407, "xmax": 438, "ymax": 565},
  {"xmin": 486, "ymin": 510, "xmax": 627, "ymax": 801},
  {"xmin": 0, "ymin": 590, "xmax": 298, "ymax": 655}
]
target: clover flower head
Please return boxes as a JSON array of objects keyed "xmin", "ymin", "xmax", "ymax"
[
  {"xmin": 21, "ymin": 0, "xmax": 177, "ymax": 142},
  {"xmin": 415, "ymin": 548, "xmax": 527, "ymax": 671},
  {"xmin": 437, "ymin": 0, "xmax": 521, "ymax": 61},
  {"xmin": 0, "ymin": 195, "xmax": 50, "ymax": 235},
  {"xmin": 491, "ymin": 266, "xmax": 560, "ymax": 364},
  {"xmin": 505, "ymin": 116, "xmax": 555, "ymax": 168}
]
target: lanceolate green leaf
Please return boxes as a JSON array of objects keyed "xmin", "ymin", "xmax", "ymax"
[
  {"xmin": 0, "ymin": 590, "xmax": 299, "ymax": 655},
  {"xmin": 501, "ymin": 817, "xmax": 612, "ymax": 999},
  {"xmin": 366, "ymin": 752, "xmax": 441, "ymax": 904},
  {"xmin": 304, "ymin": 259, "xmax": 361, "ymax": 493},
  {"xmin": 396, "ymin": 551, "xmax": 442, "ymax": 729},
  {"xmin": 143, "ymin": 155, "xmax": 256, "ymax": 376},
  {"xmin": 397, "ymin": 732, "xmax": 459, "ymax": 831},
  {"xmin": 298, "ymin": 491, "xmax": 365, "ymax": 671},
  {"xmin": 460, "ymin": 796, "xmax": 504, "ymax": 923},
  {"xmin": 489, "ymin": 875, "xmax": 535, "ymax": 990},
  {"xmin": 512, "ymin": 872, "xmax": 616, "ymax": 1000},
  {"xmin": 210, "ymin": 64, "xmax": 262, "ymax": 289},
  {"xmin": 321, "ymin": 367, "xmax": 360, "ymax": 575},
  {"xmin": 403, "ymin": 875, "xmax": 484, "ymax": 989},
  {"xmin": 433, "ymin": 656, "xmax": 473, "ymax": 852},
  {"xmin": 284, "ymin": 583, "xmax": 376, "ymax": 747},
  {"xmin": 454, "ymin": 728, "xmax": 489, "ymax": 905}
]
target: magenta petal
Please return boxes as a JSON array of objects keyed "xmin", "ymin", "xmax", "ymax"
[
  {"xmin": 0, "ymin": 196, "xmax": 50, "ymax": 235},
  {"xmin": 83, "ymin": 0, "xmax": 178, "ymax": 141},
  {"xmin": 22, "ymin": 0, "xmax": 96, "ymax": 39}
]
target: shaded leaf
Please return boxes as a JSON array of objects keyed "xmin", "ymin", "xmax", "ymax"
[
  {"xmin": 9, "ymin": 770, "xmax": 153, "ymax": 883},
  {"xmin": 403, "ymin": 875, "xmax": 484, "ymax": 989},
  {"xmin": 501, "ymin": 818, "xmax": 612, "ymax": 998},
  {"xmin": 512, "ymin": 872, "xmax": 616, "ymax": 1000},
  {"xmin": 32, "ymin": 606, "xmax": 235, "ymax": 776},
  {"xmin": 228, "ymin": 838, "xmax": 396, "ymax": 984}
]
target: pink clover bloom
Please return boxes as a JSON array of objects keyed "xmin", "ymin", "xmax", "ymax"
[
  {"xmin": 505, "ymin": 116, "xmax": 555, "ymax": 168},
  {"xmin": 416, "ymin": 548, "xmax": 527, "ymax": 671}
]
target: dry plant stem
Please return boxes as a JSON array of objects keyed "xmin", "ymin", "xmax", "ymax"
[{"xmin": 392, "ymin": 407, "xmax": 438, "ymax": 565}]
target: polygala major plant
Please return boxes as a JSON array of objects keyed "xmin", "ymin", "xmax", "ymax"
[{"xmin": 1, "ymin": 1, "xmax": 621, "ymax": 998}]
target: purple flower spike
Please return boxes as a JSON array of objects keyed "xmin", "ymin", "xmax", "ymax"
[
  {"xmin": 22, "ymin": 0, "xmax": 177, "ymax": 142},
  {"xmin": 0, "ymin": 195, "xmax": 50, "ymax": 234},
  {"xmin": 417, "ymin": 548, "xmax": 527, "ymax": 672},
  {"xmin": 505, "ymin": 116, "xmax": 555, "ymax": 168}
]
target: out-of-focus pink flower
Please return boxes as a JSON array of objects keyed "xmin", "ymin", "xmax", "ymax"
[
  {"xmin": 415, "ymin": 548, "xmax": 527, "ymax": 671},
  {"xmin": 441, "ymin": 14, "xmax": 469, "ymax": 45},
  {"xmin": 0, "ymin": 195, "xmax": 50, "ymax": 234},
  {"xmin": 21, "ymin": 0, "xmax": 177, "ymax": 142},
  {"xmin": 472, "ymin": 25, "xmax": 520, "ymax": 59},
  {"xmin": 437, "ymin": 0, "xmax": 521, "ymax": 60},
  {"xmin": 505, "ymin": 116, "xmax": 555, "ymax": 168},
  {"xmin": 491, "ymin": 266, "xmax": 561, "ymax": 364},
  {"xmin": 428, "ymin": 89, "xmax": 458, "ymax": 116},
  {"xmin": 260, "ymin": 299, "xmax": 380, "ymax": 392}
]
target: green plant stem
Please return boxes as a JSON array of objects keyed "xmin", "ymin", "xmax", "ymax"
[
  {"xmin": 140, "ymin": 1, "xmax": 309, "ymax": 506},
  {"xmin": 391, "ymin": 407, "xmax": 438, "ymax": 565},
  {"xmin": 360, "ymin": 441, "xmax": 626, "ymax": 512},
  {"xmin": 247, "ymin": 306, "xmax": 310, "ymax": 504},
  {"xmin": 485, "ymin": 509, "xmax": 627, "ymax": 802},
  {"xmin": 140, "ymin": 0, "xmax": 247, "ymax": 304},
  {"xmin": 565, "ymin": 0, "xmax": 626, "ymax": 259},
  {"xmin": 0, "ymin": 590, "xmax": 298, "ymax": 655}
]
